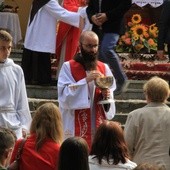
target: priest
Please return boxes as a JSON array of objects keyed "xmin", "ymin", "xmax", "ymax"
[{"xmin": 57, "ymin": 31, "xmax": 116, "ymax": 147}]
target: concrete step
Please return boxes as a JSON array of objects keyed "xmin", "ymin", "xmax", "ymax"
[
  {"xmin": 10, "ymin": 49, "xmax": 146, "ymax": 100},
  {"xmin": 28, "ymin": 98, "xmax": 147, "ymax": 113},
  {"xmin": 26, "ymin": 80, "xmax": 146, "ymax": 100},
  {"xmin": 10, "ymin": 49, "xmax": 22, "ymax": 65},
  {"xmin": 28, "ymin": 98, "xmax": 147, "ymax": 125},
  {"xmin": 28, "ymin": 98, "xmax": 170, "ymax": 125},
  {"xmin": 27, "ymin": 85, "xmax": 57, "ymax": 100}
]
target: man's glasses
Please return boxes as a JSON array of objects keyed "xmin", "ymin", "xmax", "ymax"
[{"xmin": 81, "ymin": 43, "xmax": 99, "ymax": 49}]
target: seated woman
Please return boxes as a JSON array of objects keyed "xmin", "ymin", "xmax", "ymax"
[
  {"xmin": 10, "ymin": 102, "xmax": 63, "ymax": 170},
  {"xmin": 58, "ymin": 137, "xmax": 89, "ymax": 170},
  {"xmin": 89, "ymin": 120, "xmax": 137, "ymax": 170}
]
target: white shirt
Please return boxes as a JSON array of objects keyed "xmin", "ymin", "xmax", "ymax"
[
  {"xmin": 89, "ymin": 155, "xmax": 137, "ymax": 170},
  {"xmin": 24, "ymin": 0, "xmax": 80, "ymax": 53}
]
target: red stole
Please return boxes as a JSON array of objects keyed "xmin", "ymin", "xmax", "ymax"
[
  {"xmin": 69, "ymin": 60, "xmax": 106, "ymax": 147},
  {"xmin": 56, "ymin": 0, "xmax": 81, "ymax": 65}
]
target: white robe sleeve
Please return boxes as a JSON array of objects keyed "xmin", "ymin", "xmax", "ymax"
[
  {"xmin": 44, "ymin": 0, "xmax": 80, "ymax": 28},
  {"xmin": 15, "ymin": 68, "xmax": 32, "ymax": 131},
  {"xmin": 58, "ymin": 62, "xmax": 90, "ymax": 110}
]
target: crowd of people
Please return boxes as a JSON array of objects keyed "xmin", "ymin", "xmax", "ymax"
[{"xmin": 0, "ymin": 0, "xmax": 170, "ymax": 169}]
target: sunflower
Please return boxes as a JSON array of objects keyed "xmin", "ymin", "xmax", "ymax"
[
  {"xmin": 149, "ymin": 24, "xmax": 158, "ymax": 32},
  {"xmin": 116, "ymin": 13, "xmax": 158, "ymax": 54},
  {"xmin": 131, "ymin": 24, "xmax": 148, "ymax": 38},
  {"xmin": 132, "ymin": 36, "xmax": 139, "ymax": 41},
  {"xmin": 149, "ymin": 24, "xmax": 158, "ymax": 38},
  {"xmin": 131, "ymin": 14, "xmax": 142, "ymax": 24}
]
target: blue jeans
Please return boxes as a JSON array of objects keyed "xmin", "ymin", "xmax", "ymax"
[{"xmin": 99, "ymin": 33, "xmax": 127, "ymax": 86}]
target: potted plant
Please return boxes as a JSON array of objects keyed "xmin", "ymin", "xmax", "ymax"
[{"xmin": 116, "ymin": 13, "xmax": 158, "ymax": 60}]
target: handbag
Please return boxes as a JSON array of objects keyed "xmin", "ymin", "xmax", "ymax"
[{"xmin": 8, "ymin": 139, "xmax": 26, "ymax": 170}]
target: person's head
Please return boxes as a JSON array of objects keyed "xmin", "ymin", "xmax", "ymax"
[
  {"xmin": 0, "ymin": 127, "xmax": 16, "ymax": 167},
  {"xmin": 78, "ymin": 31, "xmax": 99, "ymax": 70},
  {"xmin": 58, "ymin": 137, "xmax": 89, "ymax": 170},
  {"xmin": 143, "ymin": 76, "xmax": 169, "ymax": 103},
  {"xmin": 133, "ymin": 163, "xmax": 165, "ymax": 170},
  {"xmin": 0, "ymin": 30, "xmax": 12, "ymax": 63},
  {"xmin": 90, "ymin": 120, "xmax": 129, "ymax": 165},
  {"xmin": 30, "ymin": 102, "xmax": 63, "ymax": 150}
]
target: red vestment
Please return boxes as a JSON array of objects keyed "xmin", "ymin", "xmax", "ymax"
[
  {"xmin": 56, "ymin": 0, "xmax": 81, "ymax": 66},
  {"xmin": 69, "ymin": 60, "xmax": 106, "ymax": 148}
]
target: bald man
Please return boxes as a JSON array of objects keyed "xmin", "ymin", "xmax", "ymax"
[{"xmin": 57, "ymin": 31, "xmax": 116, "ymax": 147}]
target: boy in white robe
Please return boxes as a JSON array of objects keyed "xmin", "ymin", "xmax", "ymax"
[
  {"xmin": 58, "ymin": 31, "xmax": 116, "ymax": 147},
  {"xmin": 0, "ymin": 30, "xmax": 32, "ymax": 139}
]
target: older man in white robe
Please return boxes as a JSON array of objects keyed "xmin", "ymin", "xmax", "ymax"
[{"xmin": 58, "ymin": 31, "xmax": 116, "ymax": 147}]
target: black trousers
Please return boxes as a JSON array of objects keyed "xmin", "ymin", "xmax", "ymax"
[{"xmin": 21, "ymin": 48, "xmax": 51, "ymax": 85}]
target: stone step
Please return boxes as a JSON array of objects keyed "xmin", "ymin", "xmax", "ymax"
[
  {"xmin": 10, "ymin": 49, "xmax": 146, "ymax": 100},
  {"xmin": 28, "ymin": 98, "xmax": 147, "ymax": 113},
  {"xmin": 28, "ymin": 98, "xmax": 146, "ymax": 125},
  {"xmin": 28, "ymin": 98, "xmax": 170, "ymax": 125},
  {"xmin": 27, "ymin": 85, "xmax": 57, "ymax": 100},
  {"xmin": 26, "ymin": 80, "xmax": 146, "ymax": 100}
]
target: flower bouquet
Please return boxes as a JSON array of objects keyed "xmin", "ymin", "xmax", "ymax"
[{"xmin": 116, "ymin": 14, "xmax": 158, "ymax": 54}]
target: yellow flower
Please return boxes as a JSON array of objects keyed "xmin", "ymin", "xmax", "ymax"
[
  {"xmin": 133, "ymin": 36, "xmax": 139, "ymax": 41},
  {"xmin": 149, "ymin": 24, "xmax": 158, "ymax": 33},
  {"xmin": 131, "ymin": 24, "xmax": 148, "ymax": 38},
  {"xmin": 149, "ymin": 24, "xmax": 158, "ymax": 38},
  {"xmin": 131, "ymin": 14, "xmax": 142, "ymax": 24},
  {"xmin": 115, "ymin": 13, "xmax": 158, "ymax": 54}
]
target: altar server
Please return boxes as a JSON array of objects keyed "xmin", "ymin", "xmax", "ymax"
[{"xmin": 0, "ymin": 30, "xmax": 32, "ymax": 139}]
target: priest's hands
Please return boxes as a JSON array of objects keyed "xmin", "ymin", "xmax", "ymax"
[
  {"xmin": 101, "ymin": 88, "xmax": 110, "ymax": 99},
  {"xmin": 86, "ymin": 70, "xmax": 103, "ymax": 83}
]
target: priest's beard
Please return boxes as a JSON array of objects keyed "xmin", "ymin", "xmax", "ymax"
[{"xmin": 79, "ymin": 46, "xmax": 98, "ymax": 71}]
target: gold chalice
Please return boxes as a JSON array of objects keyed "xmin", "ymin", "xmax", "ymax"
[{"xmin": 95, "ymin": 76, "xmax": 114, "ymax": 104}]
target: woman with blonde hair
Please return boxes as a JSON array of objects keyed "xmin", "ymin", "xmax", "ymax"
[
  {"xmin": 10, "ymin": 102, "xmax": 63, "ymax": 170},
  {"xmin": 124, "ymin": 76, "xmax": 170, "ymax": 169}
]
